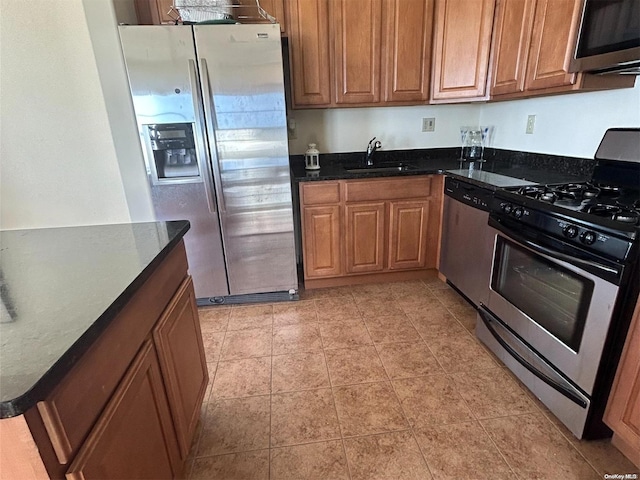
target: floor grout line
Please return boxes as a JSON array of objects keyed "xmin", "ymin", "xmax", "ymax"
[
  {"xmin": 370, "ymin": 296, "xmax": 436, "ymax": 479},
  {"xmin": 267, "ymin": 309, "xmax": 274, "ymax": 480},
  {"xmin": 319, "ymin": 307, "xmax": 354, "ymax": 480}
]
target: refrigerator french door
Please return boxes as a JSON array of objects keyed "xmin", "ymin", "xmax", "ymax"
[{"xmin": 119, "ymin": 24, "xmax": 297, "ymax": 301}]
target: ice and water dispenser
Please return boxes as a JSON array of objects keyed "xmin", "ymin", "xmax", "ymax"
[{"xmin": 147, "ymin": 123, "xmax": 200, "ymax": 180}]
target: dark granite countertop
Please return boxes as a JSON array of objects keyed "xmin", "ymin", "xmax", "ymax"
[
  {"xmin": 0, "ymin": 220, "xmax": 190, "ymax": 418},
  {"xmin": 291, "ymin": 147, "xmax": 594, "ymax": 187}
]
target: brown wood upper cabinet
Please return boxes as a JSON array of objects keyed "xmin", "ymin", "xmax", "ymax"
[
  {"xmin": 135, "ymin": 0, "xmax": 177, "ymax": 24},
  {"xmin": 383, "ymin": 0, "xmax": 434, "ymax": 103},
  {"xmin": 287, "ymin": 0, "xmax": 333, "ymax": 107},
  {"xmin": 490, "ymin": 0, "xmax": 635, "ymax": 99},
  {"xmin": 490, "ymin": 0, "xmax": 536, "ymax": 96},
  {"xmin": 431, "ymin": 0, "xmax": 496, "ymax": 102},
  {"xmin": 333, "ymin": 0, "xmax": 383, "ymax": 104},
  {"xmin": 287, "ymin": 0, "xmax": 435, "ymax": 108}
]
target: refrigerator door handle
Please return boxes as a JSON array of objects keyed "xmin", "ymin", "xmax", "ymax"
[
  {"xmin": 188, "ymin": 59, "xmax": 217, "ymax": 214},
  {"xmin": 198, "ymin": 58, "xmax": 227, "ymax": 215}
]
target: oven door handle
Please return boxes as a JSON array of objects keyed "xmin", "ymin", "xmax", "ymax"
[
  {"xmin": 478, "ymin": 306, "xmax": 589, "ymax": 408},
  {"xmin": 491, "ymin": 218, "xmax": 621, "ymax": 278}
]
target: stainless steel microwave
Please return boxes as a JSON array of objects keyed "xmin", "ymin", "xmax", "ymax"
[{"xmin": 570, "ymin": 0, "xmax": 640, "ymax": 75}]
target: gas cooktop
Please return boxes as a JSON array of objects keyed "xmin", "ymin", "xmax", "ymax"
[
  {"xmin": 497, "ymin": 129, "xmax": 640, "ymax": 236},
  {"xmin": 492, "ymin": 129, "xmax": 640, "ymax": 263},
  {"xmin": 504, "ymin": 182, "xmax": 640, "ymax": 226}
]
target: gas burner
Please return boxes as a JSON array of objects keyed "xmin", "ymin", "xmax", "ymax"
[
  {"xmin": 586, "ymin": 204, "xmax": 621, "ymax": 216},
  {"xmin": 554, "ymin": 183, "xmax": 585, "ymax": 199},
  {"xmin": 589, "ymin": 182, "xmax": 623, "ymax": 197},
  {"xmin": 539, "ymin": 191, "xmax": 557, "ymax": 203},
  {"xmin": 552, "ymin": 183, "xmax": 602, "ymax": 201},
  {"xmin": 516, "ymin": 186, "xmax": 547, "ymax": 198},
  {"xmin": 616, "ymin": 211, "xmax": 640, "ymax": 224},
  {"xmin": 582, "ymin": 186, "xmax": 601, "ymax": 199},
  {"xmin": 584, "ymin": 204, "xmax": 640, "ymax": 225}
]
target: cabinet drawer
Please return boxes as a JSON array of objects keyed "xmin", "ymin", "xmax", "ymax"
[
  {"xmin": 345, "ymin": 176, "xmax": 432, "ymax": 202},
  {"xmin": 36, "ymin": 242, "xmax": 188, "ymax": 465},
  {"xmin": 301, "ymin": 182, "xmax": 341, "ymax": 205}
]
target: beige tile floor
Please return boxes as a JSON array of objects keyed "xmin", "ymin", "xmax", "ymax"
[{"xmin": 187, "ymin": 276, "xmax": 639, "ymax": 480}]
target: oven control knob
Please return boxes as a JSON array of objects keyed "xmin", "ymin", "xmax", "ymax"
[
  {"xmin": 563, "ymin": 225, "xmax": 579, "ymax": 238},
  {"xmin": 581, "ymin": 231, "xmax": 597, "ymax": 245},
  {"xmin": 502, "ymin": 203, "xmax": 513, "ymax": 214},
  {"xmin": 513, "ymin": 207, "xmax": 524, "ymax": 219}
]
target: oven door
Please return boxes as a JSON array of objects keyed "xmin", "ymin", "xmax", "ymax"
[{"xmin": 484, "ymin": 216, "xmax": 622, "ymax": 396}]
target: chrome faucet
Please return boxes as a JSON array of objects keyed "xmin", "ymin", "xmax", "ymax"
[{"xmin": 366, "ymin": 137, "xmax": 382, "ymax": 166}]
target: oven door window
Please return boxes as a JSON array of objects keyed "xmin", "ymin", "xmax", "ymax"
[{"xmin": 492, "ymin": 237, "xmax": 594, "ymax": 352}]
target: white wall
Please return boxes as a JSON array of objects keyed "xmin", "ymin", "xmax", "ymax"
[
  {"xmin": 82, "ymin": 0, "xmax": 155, "ymax": 222},
  {"xmin": 287, "ymin": 104, "xmax": 480, "ymax": 155},
  {"xmin": 0, "ymin": 0, "xmax": 131, "ymax": 229},
  {"xmin": 479, "ymin": 80, "xmax": 640, "ymax": 158}
]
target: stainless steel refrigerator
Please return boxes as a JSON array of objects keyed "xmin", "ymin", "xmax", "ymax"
[{"xmin": 118, "ymin": 24, "xmax": 297, "ymax": 303}]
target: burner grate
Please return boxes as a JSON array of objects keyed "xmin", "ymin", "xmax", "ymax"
[
  {"xmin": 583, "ymin": 204, "xmax": 639, "ymax": 225},
  {"xmin": 506, "ymin": 181, "xmax": 640, "ymax": 226}
]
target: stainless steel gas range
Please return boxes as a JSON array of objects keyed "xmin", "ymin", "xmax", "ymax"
[{"xmin": 476, "ymin": 128, "xmax": 640, "ymax": 440}]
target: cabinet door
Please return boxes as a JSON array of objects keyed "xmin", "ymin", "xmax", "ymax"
[
  {"xmin": 153, "ymin": 276, "xmax": 208, "ymax": 459},
  {"xmin": 134, "ymin": 0, "xmax": 176, "ymax": 24},
  {"xmin": 66, "ymin": 340, "xmax": 181, "ymax": 480},
  {"xmin": 302, "ymin": 205, "xmax": 342, "ymax": 278},
  {"xmin": 333, "ymin": 0, "xmax": 383, "ymax": 104},
  {"xmin": 383, "ymin": 0, "xmax": 434, "ymax": 103},
  {"xmin": 259, "ymin": 0, "xmax": 287, "ymax": 33},
  {"xmin": 388, "ymin": 200, "xmax": 429, "ymax": 270},
  {"xmin": 345, "ymin": 202, "xmax": 386, "ymax": 274},
  {"xmin": 287, "ymin": 0, "xmax": 332, "ymax": 106},
  {"xmin": 524, "ymin": 0, "xmax": 581, "ymax": 91},
  {"xmin": 490, "ymin": 0, "xmax": 536, "ymax": 96},
  {"xmin": 431, "ymin": 0, "xmax": 495, "ymax": 101},
  {"xmin": 604, "ymin": 299, "xmax": 640, "ymax": 467}
]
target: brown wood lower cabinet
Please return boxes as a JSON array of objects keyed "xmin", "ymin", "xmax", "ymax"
[
  {"xmin": 300, "ymin": 175, "xmax": 443, "ymax": 288},
  {"xmin": 388, "ymin": 200, "xmax": 430, "ymax": 270},
  {"xmin": 345, "ymin": 202, "xmax": 386, "ymax": 274},
  {"xmin": 154, "ymin": 276, "xmax": 208, "ymax": 459},
  {"xmin": 302, "ymin": 205, "xmax": 342, "ymax": 278},
  {"xmin": 604, "ymin": 297, "xmax": 640, "ymax": 468},
  {"xmin": 0, "ymin": 241, "xmax": 208, "ymax": 479},
  {"xmin": 66, "ymin": 340, "xmax": 181, "ymax": 480}
]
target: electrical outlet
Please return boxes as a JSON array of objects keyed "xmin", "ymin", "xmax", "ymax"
[
  {"xmin": 422, "ymin": 117, "xmax": 435, "ymax": 132},
  {"xmin": 526, "ymin": 115, "xmax": 536, "ymax": 134}
]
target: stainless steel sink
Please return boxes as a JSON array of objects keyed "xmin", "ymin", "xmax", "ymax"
[{"xmin": 345, "ymin": 164, "xmax": 416, "ymax": 174}]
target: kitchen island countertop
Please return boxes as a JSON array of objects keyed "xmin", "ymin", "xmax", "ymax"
[{"xmin": 0, "ymin": 220, "xmax": 190, "ymax": 417}]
